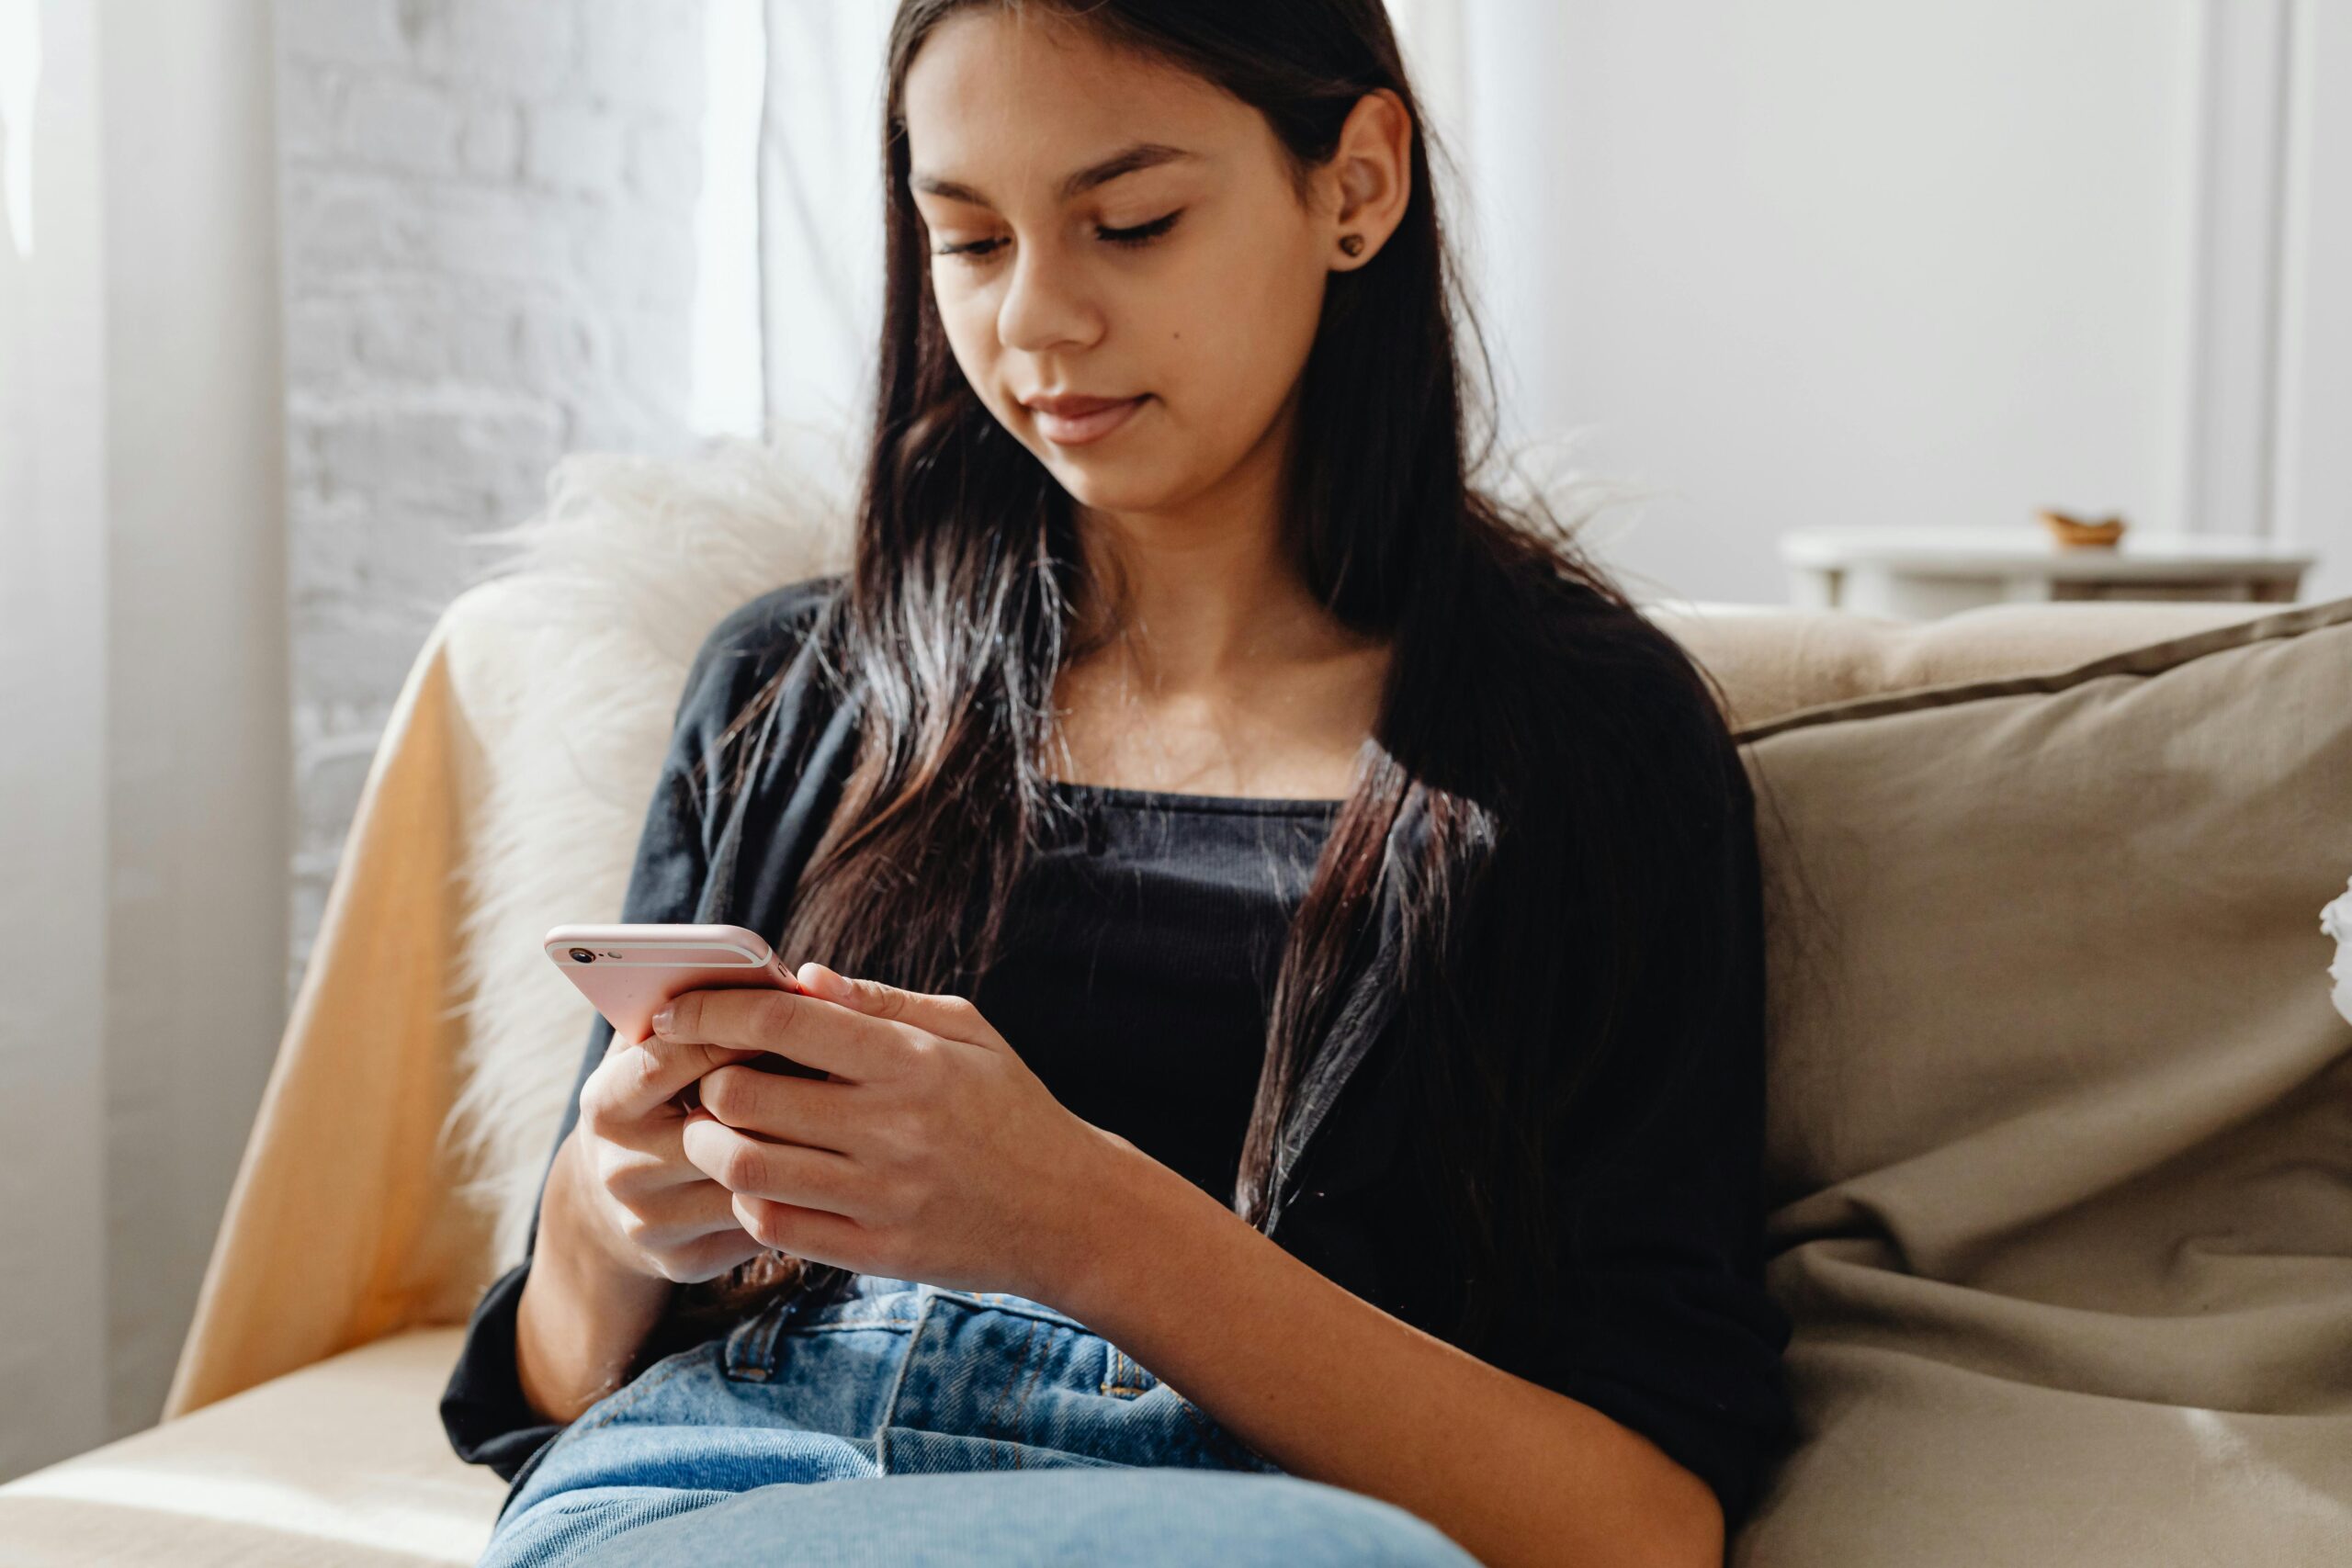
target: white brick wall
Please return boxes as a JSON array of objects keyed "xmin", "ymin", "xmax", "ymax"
[{"xmin": 277, "ymin": 0, "xmax": 714, "ymax": 1007}]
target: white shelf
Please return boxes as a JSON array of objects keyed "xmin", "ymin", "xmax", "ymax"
[{"xmin": 1777, "ymin": 526, "xmax": 2315, "ymax": 618}]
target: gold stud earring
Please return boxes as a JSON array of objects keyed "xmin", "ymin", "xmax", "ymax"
[{"xmin": 1339, "ymin": 233, "xmax": 1365, "ymax": 257}]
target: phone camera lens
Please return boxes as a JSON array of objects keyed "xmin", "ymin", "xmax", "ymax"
[{"xmin": 568, "ymin": 947, "xmax": 596, "ymax": 964}]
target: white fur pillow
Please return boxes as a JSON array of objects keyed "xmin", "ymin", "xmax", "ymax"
[{"xmin": 435, "ymin": 423, "xmax": 858, "ymax": 1274}]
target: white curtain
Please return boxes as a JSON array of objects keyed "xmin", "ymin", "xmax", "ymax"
[
  {"xmin": 0, "ymin": 0, "xmax": 287, "ymax": 1479},
  {"xmin": 1387, "ymin": 0, "xmax": 1467, "ymax": 158},
  {"xmin": 0, "ymin": 0, "xmax": 111, "ymax": 1476},
  {"xmin": 758, "ymin": 0, "xmax": 894, "ymax": 450}
]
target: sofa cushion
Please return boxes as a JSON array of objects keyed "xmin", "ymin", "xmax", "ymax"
[
  {"xmin": 1729, "ymin": 595, "xmax": 2352, "ymax": 1565},
  {"xmin": 0, "ymin": 1330, "xmax": 503, "ymax": 1566},
  {"xmin": 1645, "ymin": 596, "xmax": 2282, "ymax": 734}
]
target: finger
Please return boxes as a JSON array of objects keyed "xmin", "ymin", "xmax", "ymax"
[
  {"xmin": 698, "ymin": 1062, "xmax": 861, "ymax": 1154},
  {"xmin": 621, "ymin": 1169, "xmax": 759, "ymax": 1248},
  {"xmin": 605, "ymin": 1020, "xmax": 711, "ymax": 1117},
  {"xmin": 731, "ymin": 1191, "xmax": 875, "ymax": 1269},
  {"xmin": 675, "ymin": 1226, "xmax": 773, "ymax": 1284},
  {"xmin": 623, "ymin": 1179, "xmax": 772, "ymax": 1284},
  {"xmin": 589, "ymin": 1026, "xmax": 774, "ymax": 1125},
  {"xmin": 581, "ymin": 1112, "xmax": 722, "ymax": 1205},
  {"xmin": 796, "ymin": 963, "xmax": 1001, "ymax": 1048},
  {"xmin": 653, "ymin": 987, "xmax": 913, "ymax": 1083},
  {"xmin": 680, "ymin": 1116, "xmax": 863, "ymax": 1214}
]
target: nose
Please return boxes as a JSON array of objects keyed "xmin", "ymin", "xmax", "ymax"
[{"xmin": 995, "ymin": 240, "xmax": 1102, "ymax": 356}]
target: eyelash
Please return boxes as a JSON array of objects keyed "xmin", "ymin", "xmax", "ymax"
[{"xmin": 935, "ymin": 210, "xmax": 1183, "ymax": 263}]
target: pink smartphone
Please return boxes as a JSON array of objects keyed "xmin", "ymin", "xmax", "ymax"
[{"xmin": 544, "ymin": 922, "xmax": 826, "ymax": 1108}]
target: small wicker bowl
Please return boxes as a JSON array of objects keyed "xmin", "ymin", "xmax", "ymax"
[{"xmin": 2038, "ymin": 508, "xmax": 2126, "ymax": 548}]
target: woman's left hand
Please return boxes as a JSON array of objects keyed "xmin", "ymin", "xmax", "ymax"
[{"xmin": 652, "ymin": 964, "xmax": 1139, "ymax": 1303}]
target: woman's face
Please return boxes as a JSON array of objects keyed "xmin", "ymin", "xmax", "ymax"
[{"xmin": 900, "ymin": 11, "xmax": 1350, "ymax": 517}]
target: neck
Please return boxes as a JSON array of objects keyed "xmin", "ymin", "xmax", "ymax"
[{"xmin": 1069, "ymin": 388, "xmax": 1350, "ymax": 689}]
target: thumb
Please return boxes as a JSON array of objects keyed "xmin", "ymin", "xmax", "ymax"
[
  {"xmin": 796, "ymin": 962, "xmax": 865, "ymax": 1007},
  {"xmin": 795, "ymin": 963, "xmax": 997, "ymax": 1045}
]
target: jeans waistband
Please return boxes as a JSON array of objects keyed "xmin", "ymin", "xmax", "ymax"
[
  {"xmin": 723, "ymin": 1274, "xmax": 1096, "ymax": 1380},
  {"xmin": 820, "ymin": 1275, "xmax": 1088, "ymax": 1328}
]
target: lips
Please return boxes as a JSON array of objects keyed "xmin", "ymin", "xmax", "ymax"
[
  {"xmin": 1024, "ymin": 392, "xmax": 1148, "ymax": 446},
  {"xmin": 1026, "ymin": 392, "xmax": 1135, "ymax": 417}
]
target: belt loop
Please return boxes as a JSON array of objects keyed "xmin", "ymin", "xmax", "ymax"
[{"xmin": 722, "ymin": 1292, "xmax": 797, "ymax": 1381}]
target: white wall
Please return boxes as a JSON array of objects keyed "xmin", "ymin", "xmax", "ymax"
[
  {"xmin": 1440, "ymin": 0, "xmax": 2349, "ymax": 605},
  {"xmin": 2273, "ymin": 0, "xmax": 2352, "ymax": 603},
  {"xmin": 277, "ymin": 0, "xmax": 717, "ymax": 1006},
  {"xmin": 0, "ymin": 0, "xmax": 288, "ymax": 1475}
]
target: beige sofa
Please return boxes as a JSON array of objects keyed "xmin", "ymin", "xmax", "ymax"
[{"xmin": 4, "ymin": 442, "xmax": 2346, "ymax": 1565}]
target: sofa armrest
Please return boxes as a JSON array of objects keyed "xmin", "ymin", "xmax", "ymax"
[{"xmin": 164, "ymin": 597, "xmax": 494, "ymax": 1419}]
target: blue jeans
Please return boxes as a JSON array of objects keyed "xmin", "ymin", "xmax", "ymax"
[{"xmin": 480, "ymin": 1274, "xmax": 1482, "ymax": 1567}]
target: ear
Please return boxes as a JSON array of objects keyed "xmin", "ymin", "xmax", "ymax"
[{"xmin": 1323, "ymin": 86, "xmax": 1414, "ymax": 270}]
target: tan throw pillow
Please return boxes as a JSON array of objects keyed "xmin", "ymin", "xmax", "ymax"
[{"xmin": 1729, "ymin": 596, "xmax": 2352, "ymax": 1566}]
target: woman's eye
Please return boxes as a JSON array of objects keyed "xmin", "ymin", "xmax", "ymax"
[
  {"xmin": 1097, "ymin": 210, "xmax": 1182, "ymax": 248},
  {"xmin": 931, "ymin": 211, "xmax": 1182, "ymax": 265}
]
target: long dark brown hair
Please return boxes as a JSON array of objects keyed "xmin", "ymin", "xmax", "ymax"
[{"xmin": 666, "ymin": 0, "xmax": 1764, "ymax": 1362}]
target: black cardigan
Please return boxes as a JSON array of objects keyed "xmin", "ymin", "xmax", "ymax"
[{"xmin": 441, "ymin": 573, "xmax": 1796, "ymax": 1529}]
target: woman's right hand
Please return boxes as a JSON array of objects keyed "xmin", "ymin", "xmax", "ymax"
[{"xmin": 563, "ymin": 1023, "xmax": 780, "ymax": 1284}]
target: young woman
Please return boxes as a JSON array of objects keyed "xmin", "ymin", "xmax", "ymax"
[{"xmin": 443, "ymin": 4, "xmax": 1795, "ymax": 1565}]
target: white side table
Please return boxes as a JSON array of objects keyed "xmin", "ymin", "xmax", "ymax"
[
  {"xmin": 2324, "ymin": 875, "xmax": 2352, "ymax": 1030},
  {"xmin": 1779, "ymin": 526, "xmax": 2314, "ymax": 619}
]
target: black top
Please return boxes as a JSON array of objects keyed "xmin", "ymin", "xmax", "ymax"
[
  {"xmin": 973, "ymin": 781, "xmax": 1341, "ymax": 1202},
  {"xmin": 443, "ymin": 576, "xmax": 1796, "ymax": 1529}
]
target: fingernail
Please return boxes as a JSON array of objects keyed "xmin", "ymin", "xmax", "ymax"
[{"xmin": 650, "ymin": 1002, "xmax": 675, "ymax": 1033}]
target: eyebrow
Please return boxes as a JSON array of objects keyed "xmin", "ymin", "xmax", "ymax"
[{"xmin": 910, "ymin": 141, "xmax": 1201, "ymax": 209}]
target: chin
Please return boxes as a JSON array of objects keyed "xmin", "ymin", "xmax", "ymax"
[
  {"xmin": 1055, "ymin": 479, "xmax": 1191, "ymax": 518},
  {"xmin": 1040, "ymin": 457, "xmax": 1187, "ymax": 515}
]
